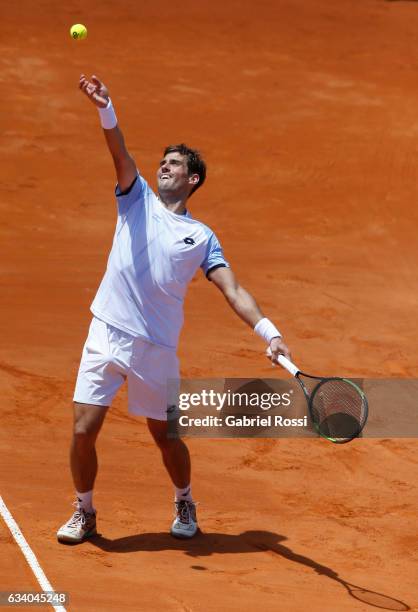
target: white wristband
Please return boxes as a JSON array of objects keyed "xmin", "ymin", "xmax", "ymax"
[
  {"xmin": 98, "ymin": 98, "xmax": 117, "ymax": 129},
  {"xmin": 254, "ymin": 318, "xmax": 282, "ymax": 344}
]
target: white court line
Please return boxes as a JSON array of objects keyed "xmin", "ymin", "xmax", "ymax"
[{"xmin": 0, "ymin": 496, "xmax": 67, "ymax": 612}]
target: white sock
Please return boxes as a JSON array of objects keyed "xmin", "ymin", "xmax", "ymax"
[
  {"xmin": 76, "ymin": 490, "xmax": 94, "ymax": 513},
  {"xmin": 175, "ymin": 485, "xmax": 193, "ymax": 502}
]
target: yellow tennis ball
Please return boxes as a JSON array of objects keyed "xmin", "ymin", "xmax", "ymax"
[{"xmin": 70, "ymin": 24, "xmax": 87, "ymax": 40}]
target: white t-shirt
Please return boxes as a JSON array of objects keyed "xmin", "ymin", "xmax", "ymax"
[{"xmin": 90, "ymin": 173, "xmax": 229, "ymax": 350}]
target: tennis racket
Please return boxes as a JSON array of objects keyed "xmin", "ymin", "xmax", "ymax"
[{"xmin": 269, "ymin": 351, "xmax": 368, "ymax": 443}]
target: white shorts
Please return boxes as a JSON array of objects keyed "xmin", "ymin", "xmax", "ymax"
[{"xmin": 73, "ymin": 317, "xmax": 179, "ymax": 420}]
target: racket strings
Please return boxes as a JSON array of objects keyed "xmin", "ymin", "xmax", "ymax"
[{"xmin": 309, "ymin": 378, "xmax": 367, "ymax": 441}]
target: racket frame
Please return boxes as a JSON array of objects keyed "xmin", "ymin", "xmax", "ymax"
[
  {"xmin": 303, "ymin": 374, "xmax": 368, "ymax": 443},
  {"xmin": 274, "ymin": 354, "xmax": 368, "ymax": 443}
]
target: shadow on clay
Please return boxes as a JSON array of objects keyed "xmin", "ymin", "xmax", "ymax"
[{"xmin": 87, "ymin": 529, "xmax": 409, "ymax": 610}]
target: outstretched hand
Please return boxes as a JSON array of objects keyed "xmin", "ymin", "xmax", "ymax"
[
  {"xmin": 79, "ymin": 74, "xmax": 109, "ymax": 108},
  {"xmin": 267, "ymin": 337, "xmax": 292, "ymax": 366}
]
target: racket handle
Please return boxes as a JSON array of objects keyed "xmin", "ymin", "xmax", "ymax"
[
  {"xmin": 266, "ymin": 348, "xmax": 300, "ymax": 377},
  {"xmin": 276, "ymin": 355, "xmax": 300, "ymax": 377}
]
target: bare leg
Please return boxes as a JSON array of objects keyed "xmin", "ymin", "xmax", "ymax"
[
  {"xmin": 70, "ymin": 402, "xmax": 109, "ymax": 492},
  {"xmin": 147, "ymin": 418, "xmax": 191, "ymax": 488}
]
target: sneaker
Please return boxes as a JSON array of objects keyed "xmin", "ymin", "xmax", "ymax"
[
  {"xmin": 57, "ymin": 503, "xmax": 97, "ymax": 543},
  {"xmin": 170, "ymin": 500, "xmax": 198, "ymax": 539}
]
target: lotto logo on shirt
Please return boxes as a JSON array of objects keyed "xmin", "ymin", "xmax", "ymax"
[{"xmin": 184, "ymin": 237, "xmax": 195, "ymax": 245}]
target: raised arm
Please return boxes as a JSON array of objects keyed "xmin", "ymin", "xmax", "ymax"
[
  {"xmin": 79, "ymin": 74, "xmax": 137, "ymax": 192},
  {"xmin": 208, "ymin": 266, "xmax": 291, "ymax": 364}
]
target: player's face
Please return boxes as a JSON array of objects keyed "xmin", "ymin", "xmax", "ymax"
[{"xmin": 157, "ymin": 152, "xmax": 194, "ymax": 193}]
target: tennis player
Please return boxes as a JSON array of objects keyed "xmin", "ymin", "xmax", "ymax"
[{"xmin": 57, "ymin": 75, "xmax": 291, "ymax": 544}]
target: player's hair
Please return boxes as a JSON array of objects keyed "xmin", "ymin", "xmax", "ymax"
[{"xmin": 163, "ymin": 144, "xmax": 206, "ymax": 196}]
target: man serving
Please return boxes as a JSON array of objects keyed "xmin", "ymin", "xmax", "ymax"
[{"xmin": 57, "ymin": 75, "xmax": 291, "ymax": 544}]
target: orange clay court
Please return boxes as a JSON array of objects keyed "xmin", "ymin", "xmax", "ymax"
[{"xmin": 1, "ymin": 0, "xmax": 418, "ymax": 610}]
